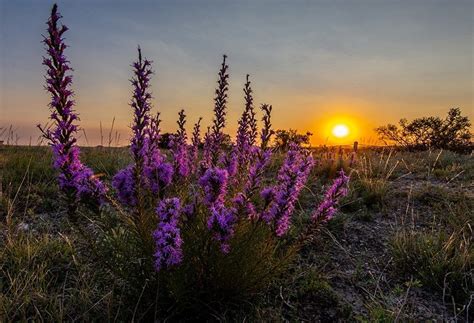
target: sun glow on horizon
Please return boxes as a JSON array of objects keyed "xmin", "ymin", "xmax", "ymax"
[{"xmin": 332, "ymin": 124, "xmax": 350, "ymax": 138}]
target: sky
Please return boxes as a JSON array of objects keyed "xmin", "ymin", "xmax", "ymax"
[{"xmin": 1, "ymin": 0, "xmax": 473, "ymax": 146}]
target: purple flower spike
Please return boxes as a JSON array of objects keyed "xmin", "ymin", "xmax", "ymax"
[
  {"xmin": 113, "ymin": 47, "xmax": 173, "ymax": 207},
  {"xmin": 234, "ymin": 74, "xmax": 257, "ymax": 168},
  {"xmin": 260, "ymin": 104, "xmax": 273, "ymax": 150},
  {"xmin": 171, "ymin": 109, "xmax": 189, "ymax": 178},
  {"xmin": 262, "ymin": 145, "xmax": 314, "ymax": 236},
  {"xmin": 207, "ymin": 205, "xmax": 236, "ymax": 254},
  {"xmin": 153, "ymin": 198, "xmax": 183, "ymax": 271},
  {"xmin": 129, "ymin": 46, "xmax": 153, "ymax": 178},
  {"xmin": 199, "ymin": 167, "xmax": 228, "ymax": 207},
  {"xmin": 312, "ymin": 170, "xmax": 349, "ymax": 222},
  {"xmin": 190, "ymin": 117, "xmax": 202, "ymax": 174},
  {"xmin": 40, "ymin": 4, "xmax": 106, "ymax": 212},
  {"xmin": 234, "ymin": 147, "xmax": 272, "ymax": 220},
  {"xmin": 199, "ymin": 167, "xmax": 237, "ymax": 252},
  {"xmin": 210, "ymin": 55, "xmax": 230, "ymax": 166}
]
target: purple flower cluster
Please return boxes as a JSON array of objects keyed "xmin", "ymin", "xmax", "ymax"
[
  {"xmin": 312, "ymin": 170, "xmax": 349, "ymax": 222},
  {"xmin": 262, "ymin": 145, "xmax": 314, "ymax": 236},
  {"xmin": 199, "ymin": 167, "xmax": 235, "ymax": 252},
  {"xmin": 40, "ymin": 4, "xmax": 106, "ymax": 209},
  {"xmin": 113, "ymin": 48, "xmax": 172, "ymax": 206},
  {"xmin": 153, "ymin": 198, "xmax": 183, "ymax": 271},
  {"xmin": 39, "ymin": 6, "xmax": 350, "ymax": 274},
  {"xmin": 207, "ymin": 205, "xmax": 236, "ymax": 253},
  {"xmin": 199, "ymin": 167, "xmax": 228, "ymax": 207}
]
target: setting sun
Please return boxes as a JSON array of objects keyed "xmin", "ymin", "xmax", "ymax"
[{"xmin": 332, "ymin": 124, "xmax": 349, "ymax": 138}]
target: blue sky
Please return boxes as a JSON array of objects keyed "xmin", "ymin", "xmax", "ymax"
[{"xmin": 1, "ymin": 0, "xmax": 472, "ymax": 145}]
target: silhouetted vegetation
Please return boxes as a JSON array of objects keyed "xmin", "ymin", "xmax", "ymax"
[
  {"xmin": 274, "ymin": 129, "xmax": 312, "ymax": 151},
  {"xmin": 375, "ymin": 108, "xmax": 472, "ymax": 153}
]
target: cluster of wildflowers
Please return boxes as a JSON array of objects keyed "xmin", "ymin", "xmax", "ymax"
[
  {"xmin": 312, "ymin": 169, "xmax": 350, "ymax": 222},
  {"xmin": 40, "ymin": 4, "xmax": 106, "ymax": 212},
  {"xmin": 40, "ymin": 5, "xmax": 348, "ymax": 274},
  {"xmin": 153, "ymin": 198, "xmax": 183, "ymax": 271},
  {"xmin": 262, "ymin": 145, "xmax": 314, "ymax": 236}
]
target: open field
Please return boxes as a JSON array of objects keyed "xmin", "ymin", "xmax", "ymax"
[{"xmin": 1, "ymin": 145, "xmax": 472, "ymax": 321}]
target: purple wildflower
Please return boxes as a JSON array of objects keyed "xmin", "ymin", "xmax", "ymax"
[
  {"xmin": 260, "ymin": 104, "xmax": 273, "ymax": 150},
  {"xmin": 129, "ymin": 47, "xmax": 153, "ymax": 167},
  {"xmin": 234, "ymin": 74, "xmax": 256, "ymax": 167},
  {"xmin": 147, "ymin": 112, "xmax": 161, "ymax": 154},
  {"xmin": 220, "ymin": 147, "xmax": 238, "ymax": 177},
  {"xmin": 199, "ymin": 167, "xmax": 236, "ymax": 252},
  {"xmin": 153, "ymin": 198, "xmax": 183, "ymax": 271},
  {"xmin": 39, "ymin": 4, "xmax": 106, "ymax": 212},
  {"xmin": 207, "ymin": 205, "xmax": 236, "ymax": 254},
  {"xmin": 312, "ymin": 170, "xmax": 349, "ymax": 222},
  {"xmin": 190, "ymin": 117, "xmax": 202, "ymax": 174},
  {"xmin": 199, "ymin": 167, "xmax": 228, "ymax": 207},
  {"xmin": 234, "ymin": 147, "xmax": 272, "ymax": 219},
  {"xmin": 262, "ymin": 145, "xmax": 314, "ymax": 236},
  {"xmin": 171, "ymin": 109, "xmax": 189, "ymax": 178},
  {"xmin": 113, "ymin": 48, "xmax": 173, "ymax": 206},
  {"xmin": 245, "ymin": 76, "xmax": 258, "ymax": 147},
  {"xmin": 144, "ymin": 160, "xmax": 173, "ymax": 195},
  {"xmin": 112, "ymin": 165, "xmax": 136, "ymax": 206},
  {"xmin": 113, "ymin": 47, "xmax": 153, "ymax": 207},
  {"xmin": 210, "ymin": 55, "xmax": 229, "ymax": 166}
]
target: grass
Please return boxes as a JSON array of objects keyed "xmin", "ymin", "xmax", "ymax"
[{"xmin": 1, "ymin": 145, "xmax": 473, "ymax": 320}]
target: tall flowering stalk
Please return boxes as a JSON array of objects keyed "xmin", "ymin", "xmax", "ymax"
[
  {"xmin": 260, "ymin": 104, "xmax": 273, "ymax": 150},
  {"xmin": 171, "ymin": 109, "xmax": 189, "ymax": 178},
  {"xmin": 246, "ymin": 77, "xmax": 258, "ymax": 147},
  {"xmin": 234, "ymin": 103, "xmax": 274, "ymax": 219},
  {"xmin": 190, "ymin": 117, "xmax": 202, "ymax": 174},
  {"xmin": 235, "ymin": 74, "xmax": 256, "ymax": 165},
  {"xmin": 153, "ymin": 198, "xmax": 183, "ymax": 271},
  {"xmin": 312, "ymin": 169, "xmax": 349, "ymax": 222},
  {"xmin": 129, "ymin": 46, "xmax": 153, "ymax": 186},
  {"xmin": 40, "ymin": 4, "xmax": 105, "ymax": 215},
  {"xmin": 209, "ymin": 55, "xmax": 229, "ymax": 166},
  {"xmin": 113, "ymin": 48, "xmax": 172, "ymax": 208},
  {"xmin": 262, "ymin": 145, "xmax": 314, "ymax": 236}
]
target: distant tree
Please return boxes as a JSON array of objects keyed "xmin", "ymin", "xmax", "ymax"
[
  {"xmin": 274, "ymin": 129, "xmax": 312, "ymax": 151},
  {"xmin": 375, "ymin": 108, "xmax": 472, "ymax": 153}
]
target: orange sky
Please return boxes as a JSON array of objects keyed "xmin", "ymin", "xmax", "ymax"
[{"xmin": 1, "ymin": 1, "xmax": 472, "ymax": 146}]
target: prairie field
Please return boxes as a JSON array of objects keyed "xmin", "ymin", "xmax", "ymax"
[
  {"xmin": 1, "ymin": 2, "xmax": 473, "ymax": 322},
  {"xmin": 1, "ymin": 145, "xmax": 472, "ymax": 321}
]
